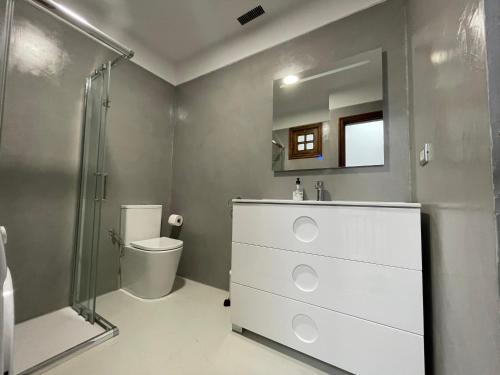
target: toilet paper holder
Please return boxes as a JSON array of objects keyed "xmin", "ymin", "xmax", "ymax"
[{"xmin": 168, "ymin": 214, "xmax": 183, "ymax": 226}]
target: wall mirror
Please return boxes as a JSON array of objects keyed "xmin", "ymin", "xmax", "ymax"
[{"xmin": 272, "ymin": 48, "xmax": 384, "ymax": 171}]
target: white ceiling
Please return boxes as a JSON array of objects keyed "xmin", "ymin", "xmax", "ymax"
[{"xmin": 59, "ymin": 0, "xmax": 384, "ymax": 85}]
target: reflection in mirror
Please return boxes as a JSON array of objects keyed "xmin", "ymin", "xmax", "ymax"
[{"xmin": 272, "ymin": 49, "xmax": 384, "ymax": 171}]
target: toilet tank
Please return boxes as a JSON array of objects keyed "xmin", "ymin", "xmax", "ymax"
[{"xmin": 120, "ymin": 205, "xmax": 162, "ymax": 245}]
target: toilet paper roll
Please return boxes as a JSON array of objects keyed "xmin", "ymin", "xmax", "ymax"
[{"xmin": 168, "ymin": 214, "xmax": 183, "ymax": 226}]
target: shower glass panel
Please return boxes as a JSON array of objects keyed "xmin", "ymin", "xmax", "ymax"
[
  {"xmin": 73, "ymin": 62, "xmax": 111, "ymax": 324},
  {"xmin": 0, "ymin": 0, "xmax": 13, "ymax": 148}
]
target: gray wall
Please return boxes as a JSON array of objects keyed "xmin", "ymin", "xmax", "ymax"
[
  {"xmin": 172, "ymin": 0, "xmax": 411, "ymax": 290},
  {"xmin": 0, "ymin": 2, "xmax": 175, "ymax": 322},
  {"xmin": 408, "ymin": 0, "xmax": 500, "ymax": 374}
]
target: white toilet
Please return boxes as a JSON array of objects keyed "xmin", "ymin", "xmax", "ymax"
[{"xmin": 120, "ymin": 205, "xmax": 183, "ymax": 299}]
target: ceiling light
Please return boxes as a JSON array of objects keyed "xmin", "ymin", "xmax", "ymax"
[{"xmin": 283, "ymin": 75, "xmax": 299, "ymax": 85}]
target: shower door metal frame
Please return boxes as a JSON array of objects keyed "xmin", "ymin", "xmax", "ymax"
[
  {"xmin": 71, "ymin": 62, "xmax": 112, "ymax": 324},
  {"xmin": 0, "ymin": 0, "xmax": 14, "ymax": 150},
  {"xmin": 18, "ymin": 314, "xmax": 118, "ymax": 375},
  {"xmin": 25, "ymin": 0, "xmax": 134, "ymax": 60}
]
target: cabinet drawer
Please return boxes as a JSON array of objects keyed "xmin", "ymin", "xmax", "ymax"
[
  {"xmin": 232, "ymin": 203, "xmax": 421, "ymax": 270},
  {"xmin": 231, "ymin": 283, "xmax": 425, "ymax": 375},
  {"xmin": 231, "ymin": 242, "xmax": 423, "ymax": 334}
]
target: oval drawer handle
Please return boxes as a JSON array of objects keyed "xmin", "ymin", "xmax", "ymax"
[
  {"xmin": 292, "ymin": 264, "xmax": 319, "ymax": 292},
  {"xmin": 293, "ymin": 216, "xmax": 319, "ymax": 243},
  {"xmin": 292, "ymin": 314, "xmax": 319, "ymax": 343}
]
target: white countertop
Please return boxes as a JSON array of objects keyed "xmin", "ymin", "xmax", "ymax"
[{"xmin": 232, "ymin": 199, "xmax": 421, "ymax": 208}]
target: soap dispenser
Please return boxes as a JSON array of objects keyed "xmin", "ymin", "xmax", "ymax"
[{"xmin": 293, "ymin": 177, "xmax": 304, "ymax": 201}]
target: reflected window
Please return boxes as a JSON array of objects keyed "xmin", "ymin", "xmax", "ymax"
[
  {"xmin": 339, "ymin": 111, "xmax": 384, "ymax": 167},
  {"xmin": 289, "ymin": 123, "xmax": 322, "ymax": 159}
]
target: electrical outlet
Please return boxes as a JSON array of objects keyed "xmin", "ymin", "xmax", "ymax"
[{"xmin": 419, "ymin": 143, "xmax": 431, "ymax": 166}]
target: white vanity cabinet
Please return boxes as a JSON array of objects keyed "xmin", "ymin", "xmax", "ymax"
[{"xmin": 230, "ymin": 199, "xmax": 425, "ymax": 375}]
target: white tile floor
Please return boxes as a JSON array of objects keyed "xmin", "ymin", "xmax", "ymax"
[
  {"xmin": 42, "ymin": 278, "xmax": 343, "ymax": 375},
  {"xmin": 14, "ymin": 307, "xmax": 104, "ymax": 374}
]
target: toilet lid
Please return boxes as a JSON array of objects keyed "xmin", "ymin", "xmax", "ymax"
[{"xmin": 131, "ymin": 237, "xmax": 183, "ymax": 251}]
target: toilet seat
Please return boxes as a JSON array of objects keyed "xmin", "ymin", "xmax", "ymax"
[{"xmin": 130, "ymin": 237, "xmax": 183, "ymax": 252}]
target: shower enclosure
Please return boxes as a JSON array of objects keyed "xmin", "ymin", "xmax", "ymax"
[
  {"xmin": 73, "ymin": 63, "xmax": 112, "ymax": 324},
  {"xmin": 0, "ymin": 0, "xmax": 134, "ymax": 372}
]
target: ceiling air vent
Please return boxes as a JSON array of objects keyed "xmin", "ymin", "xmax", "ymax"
[{"xmin": 237, "ymin": 5, "xmax": 265, "ymax": 26}]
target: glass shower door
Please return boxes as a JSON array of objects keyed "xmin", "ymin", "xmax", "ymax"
[{"xmin": 72, "ymin": 62, "xmax": 111, "ymax": 323}]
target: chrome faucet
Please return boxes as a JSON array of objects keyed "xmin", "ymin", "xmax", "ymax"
[{"xmin": 314, "ymin": 181, "xmax": 324, "ymax": 201}]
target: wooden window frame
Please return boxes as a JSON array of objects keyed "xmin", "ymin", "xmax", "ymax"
[
  {"xmin": 288, "ymin": 123, "xmax": 323, "ymax": 160},
  {"xmin": 338, "ymin": 111, "xmax": 383, "ymax": 167}
]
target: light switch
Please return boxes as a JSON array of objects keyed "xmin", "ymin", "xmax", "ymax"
[{"xmin": 419, "ymin": 143, "xmax": 431, "ymax": 166}]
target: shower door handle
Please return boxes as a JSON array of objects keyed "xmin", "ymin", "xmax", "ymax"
[
  {"xmin": 0, "ymin": 226, "xmax": 6, "ymax": 245},
  {"xmin": 102, "ymin": 173, "xmax": 108, "ymax": 201},
  {"xmin": 94, "ymin": 172, "xmax": 108, "ymax": 201},
  {"xmin": 0, "ymin": 226, "xmax": 7, "ymax": 284}
]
